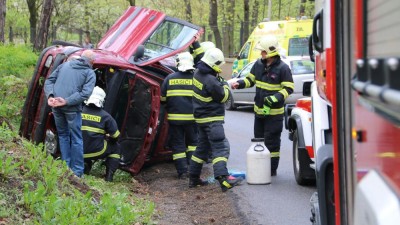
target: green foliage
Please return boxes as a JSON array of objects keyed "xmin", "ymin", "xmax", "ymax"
[
  {"xmin": 0, "ymin": 150, "xmax": 21, "ymax": 178},
  {"xmin": 0, "ymin": 45, "xmax": 38, "ymax": 127},
  {"xmin": 0, "ymin": 124, "xmax": 156, "ymax": 224},
  {"xmin": 0, "ymin": 45, "xmax": 37, "ymax": 78}
]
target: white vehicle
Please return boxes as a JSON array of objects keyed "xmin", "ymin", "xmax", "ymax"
[{"xmin": 285, "ymin": 80, "xmax": 316, "ymax": 185}]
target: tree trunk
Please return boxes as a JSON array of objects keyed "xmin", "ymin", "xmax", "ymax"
[
  {"xmin": 34, "ymin": 0, "xmax": 54, "ymax": 51},
  {"xmin": 251, "ymin": 0, "xmax": 260, "ymax": 29},
  {"xmin": 0, "ymin": 0, "xmax": 5, "ymax": 43},
  {"xmin": 299, "ymin": 0, "xmax": 307, "ymax": 16},
  {"xmin": 183, "ymin": 0, "xmax": 192, "ymax": 22},
  {"xmin": 26, "ymin": 0, "xmax": 38, "ymax": 45},
  {"xmin": 222, "ymin": 0, "xmax": 235, "ymax": 57},
  {"xmin": 209, "ymin": 0, "xmax": 222, "ymax": 49},
  {"xmin": 243, "ymin": 0, "xmax": 250, "ymax": 44},
  {"xmin": 127, "ymin": 0, "xmax": 135, "ymax": 6}
]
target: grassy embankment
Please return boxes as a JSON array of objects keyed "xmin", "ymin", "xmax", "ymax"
[{"xmin": 0, "ymin": 45, "xmax": 155, "ymax": 225}]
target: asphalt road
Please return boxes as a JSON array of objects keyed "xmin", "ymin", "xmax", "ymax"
[{"xmin": 224, "ymin": 106, "xmax": 316, "ymax": 225}]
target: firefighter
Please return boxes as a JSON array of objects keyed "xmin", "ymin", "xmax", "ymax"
[
  {"xmin": 160, "ymin": 52, "xmax": 198, "ymax": 179},
  {"xmin": 189, "ymin": 47, "xmax": 242, "ymax": 192},
  {"xmin": 82, "ymin": 86, "xmax": 121, "ymax": 182},
  {"xmin": 190, "ymin": 41, "xmax": 216, "ymax": 66},
  {"xmin": 231, "ymin": 35, "xmax": 294, "ymax": 176}
]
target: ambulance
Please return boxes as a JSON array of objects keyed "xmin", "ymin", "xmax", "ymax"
[{"xmin": 232, "ymin": 18, "xmax": 313, "ymax": 76}]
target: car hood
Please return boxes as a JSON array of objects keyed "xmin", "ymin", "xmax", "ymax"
[{"xmin": 97, "ymin": 6, "xmax": 203, "ymax": 66}]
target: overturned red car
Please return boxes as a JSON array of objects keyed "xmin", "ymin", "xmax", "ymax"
[{"xmin": 19, "ymin": 6, "xmax": 203, "ymax": 175}]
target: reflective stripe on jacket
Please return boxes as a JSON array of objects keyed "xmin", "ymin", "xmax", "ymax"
[
  {"xmin": 193, "ymin": 62, "xmax": 229, "ymax": 124},
  {"xmin": 161, "ymin": 71, "xmax": 195, "ymax": 125},
  {"xmin": 238, "ymin": 57, "xmax": 294, "ymax": 117},
  {"xmin": 82, "ymin": 106, "xmax": 120, "ymax": 158}
]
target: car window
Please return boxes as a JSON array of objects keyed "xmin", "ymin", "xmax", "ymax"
[
  {"xmin": 143, "ymin": 20, "xmax": 199, "ymax": 61},
  {"xmin": 239, "ymin": 42, "xmax": 251, "ymax": 59},
  {"xmin": 288, "ymin": 37, "xmax": 309, "ymax": 56},
  {"xmin": 238, "ymin": 62, "xmax": 255, "ymax": 78},
  {"xmin": 290, "ymin": 60, "xmax": 315, "ymax": 75}
]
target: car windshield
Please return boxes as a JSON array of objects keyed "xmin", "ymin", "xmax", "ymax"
[
  {"xmin": 290, "ymin": 59, "xmax": 314, "ymax": 75},
  {"xmin": 143, "ymin": 20, "xmax": 199, "ymax": 60},
  {"xmin": 288, "ymin": 37, "xmax": 309, "ymax": 56},
  {"xmin": 236, "ymin": 61, "xmax": 255, "ymax": 78}
]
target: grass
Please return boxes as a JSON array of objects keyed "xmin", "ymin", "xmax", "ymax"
[{"xmin": 0, "ymin": 44, "xmax": 157, "ymax": 224}]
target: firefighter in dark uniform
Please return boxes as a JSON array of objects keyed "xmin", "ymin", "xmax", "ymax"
[
  {"xmin": 189, "ymin": 48, "xmax": 242, "ymax": 192},
  {"xmin": 190, "ymin": 41, "xmax": 216, "ymax": 66},
  {"xmin": 232, "ymin": 35, "xmax": 294, "ymax": 176},
  {"xmin": 82, "ymin": 86, "xmax": 121, "ymax": 182},
  {"xmin": 161, "ymin": 52, "xmax": 198, "ymax": 179}
]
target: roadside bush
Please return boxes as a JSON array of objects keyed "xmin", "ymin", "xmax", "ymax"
[
  {"xmin": 0, "ymin": 45, "xmax": 37, "ymax": 79},
  {"xmin": 0, "ymin": 45, "xmax": 37, "ymax": 128}
]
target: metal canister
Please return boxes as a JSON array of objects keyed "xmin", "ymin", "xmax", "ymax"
[{"xmin": 246, "ymin": 138, "xmax": 271, "ymax": 184}]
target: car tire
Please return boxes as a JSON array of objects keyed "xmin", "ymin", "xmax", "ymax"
[
  {"xmin": 293, "ymin": 129, "xmax": 315, "ymax": 185},
  {"xmin": 225, "ymin": 91, "xmax": 237, "ymax": 110}
]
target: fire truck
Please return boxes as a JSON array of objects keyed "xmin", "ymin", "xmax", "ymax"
[{"xmin": 307, "ymin": 0, "xmax": 400, "ymax": 224}]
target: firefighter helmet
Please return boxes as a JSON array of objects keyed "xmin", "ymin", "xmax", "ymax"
[
  {"xmin": 86, "ymin": 86, "xmax": 106, "ymax": 108},
  {"xmin": 175, "ymin": 52, "xmax": 195, "ymax": 72},
  {"xmin": 200, "ymin": 41, "xmax": 216, "ymax": 53},
  {"xmin": 200, "ymin": 48, "xmax": 225, "ymax": 73},
  {"xmin": 254, "ymin": 35, "xmax": 280, "ymax": 58}
]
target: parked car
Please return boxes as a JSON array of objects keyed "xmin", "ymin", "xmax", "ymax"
[
  {"xmin": 19, "ymin": 6, "xmax": 203, "ymax": 175},
  {"xmin": 225, "ymin": 56, "xmax": 315, "ymax": 110}
]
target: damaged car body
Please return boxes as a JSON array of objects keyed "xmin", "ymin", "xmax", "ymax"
[{"xmin": 19, "ymin": 6, "xmax": 203, "ymax": 175}]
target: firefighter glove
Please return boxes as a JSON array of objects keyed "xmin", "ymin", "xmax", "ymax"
[
  {"xmin": 264, "ymin": 95, "xmax": 279, "ymax": 106},
  {"xmin": 262, "ymin": 105, "xmax": 270, "ymax": 115},
  {"xmin": 216, "ymin": 75, "xmax": 226, "ymax": 83}
]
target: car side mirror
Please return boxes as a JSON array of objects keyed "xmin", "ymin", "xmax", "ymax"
[
  {"xmin": 134, "ymin": 45, "xmax": 145, "ymax": 62},
  {"xmin": 302, "ymin": 81, "xmax": 313, "ymax": 97}
]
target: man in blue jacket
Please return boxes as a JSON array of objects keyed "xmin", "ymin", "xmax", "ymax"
[{"xmin": 44, "ymin": 50, "xmax": 96, "ymax": 177}]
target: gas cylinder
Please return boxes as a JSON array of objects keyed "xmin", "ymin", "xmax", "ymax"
[{"xmin": 246, "ymin": 138, "xmax": 271, "ymax": 184}]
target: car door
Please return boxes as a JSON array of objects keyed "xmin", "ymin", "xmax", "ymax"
[{"xmin": 232, "ymin": 61, "xmax": 256, "ymax": 104}]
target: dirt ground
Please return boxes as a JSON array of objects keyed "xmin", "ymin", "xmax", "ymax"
[{"xmin": 135, "ymin": 162, "xmax": 247, "ymax": 225}]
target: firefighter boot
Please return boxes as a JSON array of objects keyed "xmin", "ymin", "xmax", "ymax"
[
  {"xmin": 189, "ymin": 174, "xmax": 209, "ymax": 188},
  {"xmin": 105, "ymin": 157, "xmax": 120, "ymax": 182},
  {"xmin": 84, "ymin": 160, "xmax": 93, "ymax": 175},
  {"xmin": 217, "ymin": 175, "xmax": 243, "ymax": 192}
]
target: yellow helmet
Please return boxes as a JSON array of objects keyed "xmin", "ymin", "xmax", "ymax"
[
  {"xmin": 254, "ymin": 35, "xmax": 280, "ymax": 58},
  {"xmin": 200, "ymin": 48, "xmax": 225, "ymax": 73}
]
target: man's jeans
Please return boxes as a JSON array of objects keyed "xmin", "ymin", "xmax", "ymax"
[{"xmin": 52, "ymin": 109, "xmax": 84, "ymax": 177}]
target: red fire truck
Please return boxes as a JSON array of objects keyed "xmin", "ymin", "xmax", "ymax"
[{"xmin": 309, "ymin": 0, "xmax": 400, "ymax": 224}]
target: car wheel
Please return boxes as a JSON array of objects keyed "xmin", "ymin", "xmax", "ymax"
[
  {"xmin": 44, "ymin": 128, "xmax": 60, "ymax": 158},
  {"xmin": 225, "ymin": 92, "xmax": 237, "ymax": 110},
  {"xmin": 293, "ymin": 129, "xmax": 315, "ymax": 185}
]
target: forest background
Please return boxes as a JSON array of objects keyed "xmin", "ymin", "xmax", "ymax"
[{"xmin": 0, "ymin": 0, "xmax": 315, "ymax": 57}]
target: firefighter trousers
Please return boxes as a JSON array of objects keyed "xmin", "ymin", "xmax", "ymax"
[
  {"xmin": 84, "ymin": 141, "xmax": 121, "ymax": 175},
  {"xmin": 254, "ymin": 115, "xmax": 283, "ymax": 172},
  {"xmin": 169, "ymin": 123, "xmax": 198, "ymax": 174},
  {"xmin": 189, "ymin": 121, "xmax": 230, "ymax": 178}
]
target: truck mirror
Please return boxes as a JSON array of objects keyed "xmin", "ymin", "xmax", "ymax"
[{"xmin": 302, "ymin": 81, "xmax": 313, "ymax": 96}]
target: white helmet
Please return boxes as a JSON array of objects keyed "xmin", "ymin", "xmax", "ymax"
[
  {"xmin": 254, "ymin": 35, "xmax": 280, "ymax": 58},
  {"xmin": 200, "ymin": 48, "xmax": 225, "ymax": 73},
  {"xmin": 200, "ymin": 41, "xmax": 216, "ymax": 53},
  {"xmin": 86, "ymin": 86, "xmax": 106, "ymax": 108},
  {"xmin": 175, "ymin": 52, "xmax": 195, "ymax": 72}
]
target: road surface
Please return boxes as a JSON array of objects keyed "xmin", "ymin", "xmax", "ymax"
[{"xmin": 225, "ymin": 107, "xmax": 316, "ymax": 225}]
